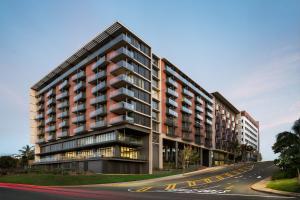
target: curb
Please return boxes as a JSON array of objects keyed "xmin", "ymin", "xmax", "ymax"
[{"xmin": 251, "ymin": 177, "xmax": 300, "ymax": 197}]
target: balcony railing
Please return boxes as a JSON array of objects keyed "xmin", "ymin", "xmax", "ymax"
[
  {"xmin": 206, "ymin": 118, "xmax": 213, "ymax": 125},
  {"xmin": 91, "ymin": 81, "xmax": 107, "ymax": 94},
  {"xmin": 37, "ymin": 105, "xmax": 44, "ymax": 111},
  {"xmin": 206, "ymin": 104, "xmax": 214, "ymax": 111},
  {"xmin": 166, "ymin": 98, "xmax": 178, "ymax": 107},
  {"xmin": 108, "ymin": 47, "xmax": 134, "ymax": 63},
  {"xmin": 92, "ymin": 56, "xmax": 107, "ymax": 71},
  {"xmin": 90, "ymin": 120, "xmax": 107, "ymax": 129},
  {"xmin": 71, "ymin": 104, "xmax": 86, "ymax": 113},
  {"xmin": 45, "ymin": 125, "xmax": 56, "ymax": 132},
  {"xmin": 183, "ymin": 88, "xmax": 194, "ymax": 98},
  {"xmin": 46, "ymin": 107, "xmax": 56, "ymax": 115},
  {"xmin": 206, "ymin": 112, "xmax": 213, "ymax": 119},
  {"xmin": 166, "ymin": 88, "xmax": 178, "ymax": 98},
  {"xmin": 58, "ymin": 80, "xmax": 69, "ymax": 90},
  {"xmin": 57, "ymin": 111, "xmax": 69, "ymax": 119},
  {"xmin": 196, "ymin": 105, "xmax": 204, "ymax": 112},
  {"xmin": 74, "ymin": 92, "xmax": 86, "ymax": 102},
  {"xmin": 35, "ymin": 113, "xmax": 44, "ymax": 120},
  {"xmin": 110, "ymin": 102, "xmax": 134, "ymax": 114},
  {"xmin": 196, "ymin": 96, "xmax": 204, "ymax": 105},
  {"xmin": 47, "ymin": 134, "xmax": 55, "ymax": 141},
  {"xmin": 90, "ymin": 95, "xmax": 107, "ymax": 105},
  {"xmin": 87, "ymin": 71, "xmax": 106, "ymax": 84},
  {"xmin": 182, "ymin": 97, "xmax": 192, "ymax": 106},
  {"xmin": 110, "ymin": 115, "xmax": 134, "ymax": 125},
  {"xmin": 110, "ymin": 61, "xmax": 134, "ymax": 76},
  {"xmin": 57, "ymin": 101, "xmax": 69, "ymax": 109},
  {"xmin": 196, "ymin": 114, "xmax": 204, "ymax": 121},
  {"xmin": 166, "ymin": 77, "xmax": 178, "ymax": 88},
  {"xmin": 46, "ymin": 98, "xmax": 56, "ymax": 106},
  {"xmin": 167, "ymin": 108, "xmax": 178, "ymax": 117},
  {"xmin": 56, "ymin": 91, "xmax": 69, "ymax": 101},
  {"xmin": 58, "ymin": 120, "xmax": 69, "ymax": 128},
  {"xmin": 36, "ymin": 137, "xmax": 45, "ymax": 144},
  {"xmin": 110, "ymin": 74, "xmax": 134, "ymax": 88},
  {"xmin": 71, "ymin": 71, "xmax": 85, "ymax": 81},
  {"xmin": 57, "ymin": 130, "xmax": 69, "ymax": 138},
  {"xmin": 72, "ymin": 115, "xmax": 86, "ymax": 123},
  {"xmin": 73, "ymin": 81, "xmax": 86, "ymax": 92},
  {"xmin": 110, "ymin": 88, "xmax": 134, "ymax": 101},
  {"xmin": 46, "ymin": 88, "xmax": 55, "ymax": 98},
  {"xmin": 90, "ymin": 107, "xmax": 106, "ymax": 118},
  {"xmin": 45, "ymin": 116, "xmax": 55, "ymax": 124},
  {"xmin": 73, "ymin": 125, "xmax": 86, "ymax": 135},
  {"xmin": 181, "ymin": 106, "xmax": 192, "ymax": 115}
]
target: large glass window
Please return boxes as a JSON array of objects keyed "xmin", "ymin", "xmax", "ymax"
[{"xmin": 120, "ymin": 147, "xmax": 138, "ymax": 159}]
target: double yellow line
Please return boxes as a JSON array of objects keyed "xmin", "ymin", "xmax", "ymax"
[
  {"xmin": 136, "ymin": 186, "xmax": 152, "ymax": 192},
  {"xmin": 165, "ymin": 183, "xmax": 176, "ymax": 190}
]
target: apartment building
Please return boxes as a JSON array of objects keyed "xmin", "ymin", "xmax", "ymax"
[
  {"xmin": 30, "ymin": 22, "xmax": 259, "ymax": 174},
  {"xmin": 212, "ymin": 92, "xmax": 239, "ymax": 166},
  {"xmin": 238, "ymin": 111, "xmax": 260, "ymax": 152}
]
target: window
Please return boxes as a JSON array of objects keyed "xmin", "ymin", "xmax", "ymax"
[
  {"xmin": 132, "ymin": 101, "xmax": 151, "ymax": 115},
  {"xmin": 152, "ymin": 100, "xmax": 159, "ymax": 110},
  {"xmin": 152, "ymin": 121, "xmax": 159, "ymax": 132},
  {"xmin": 152, "ymin": 111, "xmax": 159, "ymax": 121},
  {"xmin": 131, "ymin": 113, "xmax": 151, "ymax": 127},
  {"xmin": 152, "ymin": 79, "xmax": 159, "ymax": 88},
  {"xmin": 121, "ymin": 147, "xmax": 139, "ymax": 159}
]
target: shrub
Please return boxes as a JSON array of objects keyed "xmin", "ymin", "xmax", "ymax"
[{"xmin": 272, "ymin": 170, "xmax": 297, "ymax": 180}]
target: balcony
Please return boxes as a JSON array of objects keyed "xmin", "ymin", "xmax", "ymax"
[
  {"xmin": 58, "ymin": 80, "xmax": 69, "ymax": 90},
  {"xmin": 92, "ymin": 56, "xmax": 108, "ymax": 71},
  {"xmin": 90, "ymin": 95, "xmax": 107, "ymax": 105},
  {"xmin": 196, "ymin": 105, "xmax": 204, "ymax": 113},
  {"xmin": 166, "ymin": 98, "xmax": 178, "ymax": 107},
  {"xmin": 73, "ymin": 81, "xmax": 86, "ymax": 92},
  {"xmin": 110, "ymin": 88, "xmax": 134, "ymax": 101},
  {"xmin": 181, "ymin": 106, "xmax": 192, "ymax": 115},
  {"xmin": 57, "ymin": 101, "xmax": 68, "ymax": 109},
  {"xmin": 206, "ymin": 112, "xmax": 213, "ymax": 119},
  {"xmin": 71, "ymin": 104, "xmax": 86, "ymax": 113},
  {"xmin": 108, "ymin": 47, "xmax": 134, "ymax": 63},
  {"xmin": 167, "ymin": 108, "xmax": 178, "ymax": 117},
  {"xmin": 110, "ymin": 102, "xmax": 134, "ymax": 114},
  {"xmin": 57, "ymin": 111, "xmax": 69, "ymax": 119},
  {"xmin": 166, "ymin": 88, "xmax": 178, "ymax": 98},
  {"xmin": 57, "ymin": 130, "xmax": 69, "ymax": 138},
  {"xmin": 47, "ymin": 134, "xmax": 55, "ymax": 141},
  {"xmin": 110, "ymin": 61, "xmax": 134, "ymax": 76},
  {"xmin": 46, "ymin": 98, "xmax": 56, "ymax": 106},
  {"xmin": 90, "ymin": 120, "xmax": 107, "ymax": 129},
  {"xmin": 182, "ymin": 97, "xmax": 192, "ymax": 106},
  {"xmin": 206, "ymin": 104, "xmax": 214, "ymax": 111},
  {"xmin": 37, "ymin": 96, "xmax": 44, "ymax": 104},
  {"xmin": 37, "ymin": 121, "xmax": 45, "ymax": 128},
  {"xmin": 110, "ymin": 74, "xmax": 134, "ymax": 88},
  {"xmin": 196, "ymin": 97, "xmax": 204, "ymax": 105},
  {"xmin": 90, "ymin": 107, "xmax": 106, "ymax": 118},
  {"xmin": 165, "ymin": 118, "xmax": 178, "ymax": 127},
  {"xmin": 36, "ymin": 137, "xmax": 45, "ymax": 144},
  {"xmin": 72, "ymin": 115, "xmax": 86, "ymax": 123},
  {"xmin": 194, "ymin": 122, "xmax": 202, "ymax": 128},
  {"xmin": 37, "ymin": 105, "xmax": 44, "ymax": 111},
  {"xmin": 45, "ymin": 117, "xmax": 55, "ymax": 124},
  {"xmin": 45, "ymin": 125, "xmax": 56, "ymax": 132},
  {"xmin": 56, "ymin": 91, "xmax": 69, "ymax": 101},
  {"xmin": 196, "ymin": 114, "xmax": 204, "ymax": 121},
  {"xmin": 110, "ymin": 115, "xmax": 134, "ymax": 125},
  {"xmin": 182, "ymin": 133, "xmax": 193, "ymax": 141},
  {"xmin": 74, "ymin": 92, "xmax": 85, "ymax": 102},
  {"xmin": 182, "ymin": 125, "xmax": 192, "ymax": 133},
  {"xmin": 183, "ymin": 88, "xmax": 194, "ymax": 98},
  {"xmin": 58, "ymin": 120, "xmax": 69, "ymax": 128},
  {"xmin": 73, "ymin": 125, "xmax": 86, "ymax": 135},
  {"xmin": 91, "ymin": 81, "xmax": 107, "ymax": 94},
  {"xmin": 206, "ymin": 118, "xmax": 213, "ymax": 125},
  {"xmin": 46, "ymin": 107, "xmax": 56, "ymax": 115},
  {"xmin": 46, "ymin": 88, "xmax": 55, "ymax": 98},
  {"xmin": 88, "ymin": 71, "xmax": 106, "ymax": 84},
  {"xmin": 35, "ymin": 113, "xmax": 44, "ymax": 120},
  {"xmin": 166, "ymin": 77, "xmax": 178, "ymax": 88},
  {"xmin": 71, "ymin": 71, "xmax": 85, "ymax": 81}
]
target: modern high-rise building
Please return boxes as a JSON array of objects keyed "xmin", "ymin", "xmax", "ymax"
[
  {"xmin": 30, "ymin": 22, "xmax": 259, "ymax": 174},
  {"xmin": 237, "ymin": 111, "xmax": 260, "ymax": 152}
]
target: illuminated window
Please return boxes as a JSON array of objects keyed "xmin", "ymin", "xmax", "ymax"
[{"xmin": 120, "ymin": 147, "xmax": 138, "ymax": 159}]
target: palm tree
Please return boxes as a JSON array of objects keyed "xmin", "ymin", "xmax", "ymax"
[{"xmin": 19, "ymin": 145, "xmax": 34, "ymax": 168}]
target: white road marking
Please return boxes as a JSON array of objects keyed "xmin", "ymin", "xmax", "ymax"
[{"xmin": 257, "ymin": 176, "xmax": 262, "ymax": 179}]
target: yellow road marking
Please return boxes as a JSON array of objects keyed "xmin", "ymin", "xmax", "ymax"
[
  {"xmin": 225, "ymin": 185, "xmax": 234, "ymax": 190},
  {"xmin": 165, "ymin": 183, "xmax": 176, "ymax": 190},
  {"xmin": 216, "ymin": 175, "xmax": 224, "ymax": 181},
  {"xmin": 187, "ymin": 181, "xmax": 196, "ymax": 187},
  {"xmin": 203, "ymin": 178, "xmax": 212, "ymax": 183},
  {"xmin": 136, "ymin": 186, "xmax": 152, "ymax": 192},
  {"xmin": 224, "ymin": 172, "xmax": 233, "ymax": 177}
]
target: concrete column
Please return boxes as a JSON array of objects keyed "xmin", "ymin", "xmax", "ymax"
[
  {"xmin": 175, "ymin": 141, "xmax": 178, "ymax": 169},
  {"xmin": 200, "ymin": 148, "xmax": 203, "ymax": 166},
  {"xmin": 148, "ymin": 133, "xmax": 153, "ymax": 174},
  {"xmin": 158, "ymin": 135, "xmax": 163, "ymax": 169},
  {"xmin": 209, "ymin": 150, "xmax": 213, "ymax": 167}
]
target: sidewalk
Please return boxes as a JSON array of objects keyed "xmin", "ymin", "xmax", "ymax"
[
  {"xmin": 251, "ymin": 177, "xmax": 300, "ymax": 197},
  {"xmin": 64, "ymin": 163, "xmax": 246, "ymax": 188}
]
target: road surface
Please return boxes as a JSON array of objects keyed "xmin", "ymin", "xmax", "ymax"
[{"xmin": 0, "ymin": 161, "xmax": 298, "ymax": 200}]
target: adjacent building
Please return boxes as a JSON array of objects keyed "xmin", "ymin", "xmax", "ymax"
[{"xmin": 30, "ymin": 22, "xmax": 260, "ymax": 174}]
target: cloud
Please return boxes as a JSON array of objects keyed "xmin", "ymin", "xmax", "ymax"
[
  {"xmin": 0, "ymin": 83, "xmax": 27, "ymax": 110},
  {"xmin": 228, "ymin": 50, "xmax": 300, "ymax": 101}
]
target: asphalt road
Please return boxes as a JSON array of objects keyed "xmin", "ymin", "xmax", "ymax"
[{"xmin": 0, "ymin": 161, "xmax": 298, "ymax": 200}]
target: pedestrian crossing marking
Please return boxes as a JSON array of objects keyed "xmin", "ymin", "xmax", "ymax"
[
  {"xmin": 203, "ymin": 178, "xmax": 212, "ymax": 183},
  {"xmin": 216, "ymin": 175, "xmax": 224, "ymax": 180},
  {"xmin": 165, "ymin": 183, "xmax": 176, "ymax": 190},
  {"xmin": 187, "ymin": 181, "xmax": 196, "ymax": 187},
  {"xmin": 136, "ymin": 186, "xmax": 152, "ymax": 192}
]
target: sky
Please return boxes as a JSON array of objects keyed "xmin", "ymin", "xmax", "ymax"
[{"xmin": 0, "ymin": 0, "xmax": 299, "ymax": 160}]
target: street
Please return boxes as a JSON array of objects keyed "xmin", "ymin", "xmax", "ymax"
[{"xmin": 0, "ymin": 161, "xmax": 298, "ymax": 200}]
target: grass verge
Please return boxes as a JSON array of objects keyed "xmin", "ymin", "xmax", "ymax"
[
  {"xmin": 0, "ymin": 170, "xmax": 180, "ymax": 186},
  {"xmin": 267, "ymin": 178, "xmax": 300, "ymax": 193}
]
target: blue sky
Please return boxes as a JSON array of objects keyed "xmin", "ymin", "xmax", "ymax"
[{"xmin": 0, "ymin": 0, "xmax": 299, "ymax": 160}]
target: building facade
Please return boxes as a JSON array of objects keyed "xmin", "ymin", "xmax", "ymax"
[{"xmin": 30, "ymin": 22, "xmax": 259, "ymax": 174}]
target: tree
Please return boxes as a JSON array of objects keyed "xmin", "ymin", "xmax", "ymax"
[
  {"xmin": 272, "ymin": 118, "xmax": 300, "ymax": 182},
  {"xmin": 19, "ymin": 145, "xmax": 34, "ymax": 168},
  {"xmin": 0, "ymin": 156, "xmax": 18, "ymax": 169}
]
